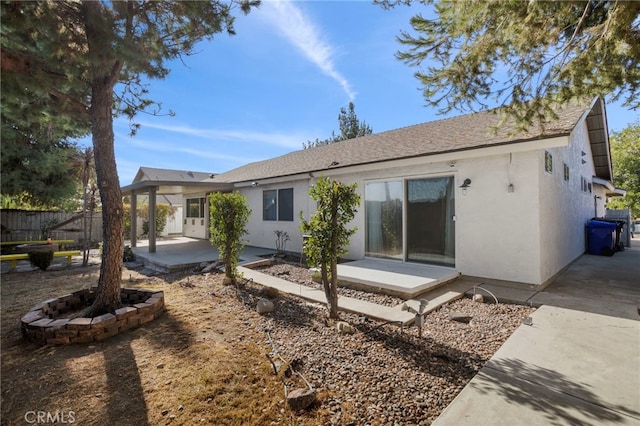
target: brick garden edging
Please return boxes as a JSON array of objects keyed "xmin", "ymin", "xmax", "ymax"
[{"xmin": 20, "ymin": 288, "xmax": 164, "ymax": 345}]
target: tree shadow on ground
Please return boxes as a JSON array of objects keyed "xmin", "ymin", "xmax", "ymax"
[
  {"xmin": 356, "ymin": 323, "xmax": 482, "ymax": 386},
  {"xmin": 475, "ymin": 358, "xmax": 640, "ymax": 425},
  {"xmin": 101, "ymin": 336, "xmax": 149, "ymax": 425},
  {"xmin": 0, "ymin": 307, "xmax": 195, "ymax": 425}
]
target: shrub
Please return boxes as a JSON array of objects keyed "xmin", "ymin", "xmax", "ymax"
[
  {"xmin": 28, "ymin": 251, "xmax": 54, "ymax": 271},
  {"xmin": 209, "ymin": 191, "xmax": 251, "ymax": 282},
  {"xmin": 123, "ymin": 245, "xmax": 135, "ymax": 262},
  {"xmin": 299, "ymin": 177, "xmax": 360, "ymax": 319}
]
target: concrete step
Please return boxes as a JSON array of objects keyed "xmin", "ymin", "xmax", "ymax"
[{"xmin": 238, "ymin": 267, "xmax": 476, "ymax": 325}]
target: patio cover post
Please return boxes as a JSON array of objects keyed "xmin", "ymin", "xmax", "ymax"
[
  {"xmin": 130, "ymin": 191, "xmax": 137, "ymax": 248},
  {"xmin": 148, "ymin": 186, "xmax": 157, "ymax": 253}
]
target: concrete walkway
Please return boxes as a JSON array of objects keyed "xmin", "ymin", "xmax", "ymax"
[
  {"xmin": 433, "ymin": 239, "xmax": 640, "ymax": 426},
  {"xmin": 239, "ymin": 264, "xmax": 471, "ymax": 325}
]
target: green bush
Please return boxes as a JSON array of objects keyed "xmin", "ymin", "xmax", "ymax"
[
  {"xmin": 209, "ymin": 191, "xmax": 251, "ymax": 282},
  {"xmin": 123, "ymin": 202, "xmax": 173, "ymax": 238},
  {"xmin": 28, "ymin": 251, "xmax": 54, "ymax": 271},
  {"xmin": 123, "ymin": 245, "xmax": 135, "ymax": 262}
]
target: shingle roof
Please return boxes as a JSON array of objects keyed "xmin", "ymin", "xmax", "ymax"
[{"xmin": 210, "ymin": 102, "xmax": 590, "ymax": 184}]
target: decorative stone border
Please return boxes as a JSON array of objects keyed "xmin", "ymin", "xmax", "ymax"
[{"xmin": 20, "ymin": 288, "xmax": 164, "ymax": 345}]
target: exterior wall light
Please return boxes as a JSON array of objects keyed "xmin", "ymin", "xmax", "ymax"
[{"xmin": 459, "ymin": 178, "xmax": 471, "ymax": 189}]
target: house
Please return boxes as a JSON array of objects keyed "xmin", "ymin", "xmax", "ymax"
[{"xmin": 121, "ymin": 97, "xmax": 624, "ymax": 287}]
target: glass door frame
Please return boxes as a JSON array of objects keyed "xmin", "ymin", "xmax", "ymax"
[{"xmin": 364, "ymin": 173, "xmax": 456, "ymax": 267}]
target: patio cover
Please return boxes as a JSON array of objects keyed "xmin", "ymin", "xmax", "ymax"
[{"xmin": 120, "ymin": 180, "xmax": 232, "ymax": 253}]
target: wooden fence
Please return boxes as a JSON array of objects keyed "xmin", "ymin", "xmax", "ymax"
[{"xmin": 0, "ymin": 209, "xmax": 103, "ymax": 247}]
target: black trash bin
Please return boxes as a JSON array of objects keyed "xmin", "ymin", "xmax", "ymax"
[{"xmin": 586, "ymin": 220, "xmax": 617, "ymax": 256}]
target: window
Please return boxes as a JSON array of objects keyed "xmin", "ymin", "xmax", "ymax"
[
  {"xmin": 263, "ymin": 188, "xmax": 294, "ymax": 221},
  {"xmin": 278, "ymin": 188, "xmax": 294, "ymax": 221},
  {"xmin": 186, "ymin": 198, "xmax": 206, "ymax": 218},
  {"xmin": 563, "ymin": 163, "xmax": 570, "ymax": 181},
  {"xmin": 263, "ymin": 190, "xmax": 277, "ymax": 221},
  {"xmin": 544, "ymin": 151, "xmax": 553, "ymax": 173}
]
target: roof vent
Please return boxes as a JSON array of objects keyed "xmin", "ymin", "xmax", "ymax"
[{"xmin": 329, "ymin": 161, "xmax": 339, "ymax": 168}]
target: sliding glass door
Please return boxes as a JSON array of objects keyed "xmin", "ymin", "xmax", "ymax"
[
  {"xmin": 365, "ymin": 181, "xmax": 403, "ymax": 259},
  {"xmin": 365, "ymin": 176, "xmax": 455, "ymax": 267},
  {"xmin": 406, "ymin": 177, "xmax": 455, "ymax": 266}
]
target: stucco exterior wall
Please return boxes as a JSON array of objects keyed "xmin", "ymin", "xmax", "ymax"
[
  {"xmin": 454, "ymin": 152, "xmax": 543, "ymax": 284},
  {"xmin": 324, "ymin": 153, "xmax": 545, "ymax": 284},
  {"xmin": 537, "ymin": 119, "xmax": 597, "ymax": 284},
  {"xmin": 232, "ymin": 147, "xmax": 571, "ymax": 285},
  {"xmin": 240, "ymin": 180, "xmax": 312, "ymax": 254}
]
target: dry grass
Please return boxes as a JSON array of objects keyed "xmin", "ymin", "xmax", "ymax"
[{"xmin": 0, "ymin": 266, "xmax": 328, "ymax": 425}]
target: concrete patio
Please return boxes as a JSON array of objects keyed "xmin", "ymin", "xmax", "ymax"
[{"xmin": 130, "ymin": 237, "xmax": 459, "ymax": 298}]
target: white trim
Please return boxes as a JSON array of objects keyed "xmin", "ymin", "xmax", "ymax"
[{"xmin": 592, "ymin": 176, "xmax": 614, "ymax": 192}]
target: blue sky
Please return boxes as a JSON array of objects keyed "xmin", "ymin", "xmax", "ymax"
[{"xmin": 82, "ymin": 1, "xmax": 639, "ymax": 186}]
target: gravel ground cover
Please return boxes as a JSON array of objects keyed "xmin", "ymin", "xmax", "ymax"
[
  {"xmin": 254, "ymin": 261, "xmax": 404, "ymax": 307},
  {"xmin": 243, "ymin": 261, "xmax": 535, "ymax": 425}
]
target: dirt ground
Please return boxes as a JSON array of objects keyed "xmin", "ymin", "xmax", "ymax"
[{"xmin": 1, "ymin": 265, "xmax": 310, "ymax": 426}]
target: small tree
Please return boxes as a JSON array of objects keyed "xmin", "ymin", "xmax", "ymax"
[
  {"xmin": 300, "ymin": 177, "xmax": 360, "ymax": 319},
  {"xmin": 209, "ymin": 192, "xmax": 251, "ymax": 283},
  {"xmin": 70, "ymin": 147, "xmax": 96, "ymax": 266}
]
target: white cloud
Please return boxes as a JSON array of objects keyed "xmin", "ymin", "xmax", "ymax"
[
  {"xmin": 116, "ymin": 134, "xmax": 258, "ymax": 164},
  {"xmin": 135, "ymin": 121, "xmax": 305, "ymax": 150},
  {"xmin": 261, "ymin": 0, "xmax": 355, "ymax": 100}
]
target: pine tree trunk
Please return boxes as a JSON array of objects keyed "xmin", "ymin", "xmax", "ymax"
[
  {"xmin": 86, "ymin": 79, "xmax": 123, "ymax": 316},
  {"xmin": 82, "ymin": 0, "xmax": 124, "ymax": 316}
]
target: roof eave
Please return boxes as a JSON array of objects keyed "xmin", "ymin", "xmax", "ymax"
[{"xmin": 121, "ymin": 180, "xmax": 233, "ymax": 195}]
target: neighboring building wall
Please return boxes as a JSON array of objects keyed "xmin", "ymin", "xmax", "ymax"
[
  {"xmin": 164, "ymin": 206, "xmax": 183, "ymax": 236},
  {"xmin": 537, "ymin": 119, "xmax": 596, "ymax": 284}
]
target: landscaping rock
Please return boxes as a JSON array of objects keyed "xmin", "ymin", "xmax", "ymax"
[
  {"xmin": 336, "ymin": 321, "xmax": 356, "ymax": 334},
  {"xmin": 472, "ymin": 293, "xmax": 484, "ymax": 303},
  {"xmin": 256, "ymin": 298, "xmax": 275, "ymax": 314},
  {"xmin": 286, "ymin": 387, "xmax": 316, "ymax": 411},
  {"xmin": 448, "ymin": 311, "xmax": 473, "ymax": 324},
  {"xmin": 202, "ymin": 261, "xmax": 223, "ymax": 273}
]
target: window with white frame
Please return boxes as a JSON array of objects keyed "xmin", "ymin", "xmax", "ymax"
[{"xmin": 186, "ymin": 197, "xmax": 206, "ymax": 218}]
